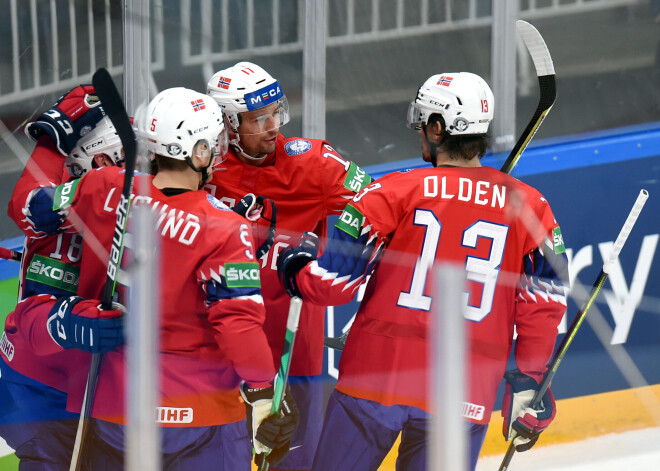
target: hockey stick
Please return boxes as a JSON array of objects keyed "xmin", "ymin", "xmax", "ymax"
[
  {"xmin": 258, "ymin": 296, "xmax": 303, "ymax": 471},
  {"xmin": 69, "ymin": 67, "xmax": 137, "ymax": 471},
  {"xmin": 498, "ymin": 189, "xmax": 649, "ymax": 471},
  {"xmin": 0, "ymin": 247, "xmax": 22, "ymax": 262},
  {"xmin": 324, "ymin": 20, "xmax": 556, "ymax": 352},
  {"xmin": 499, "ymin": 20, "xmax": 556, "ymax": 175}
]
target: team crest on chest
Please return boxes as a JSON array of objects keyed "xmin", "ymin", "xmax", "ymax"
[
  {"xmin": 284, "ymin": 139, "xmax": 312, "ymax": 156},
  {"xmin": 207, "ymin": 194, "xmax": 229, "ymax": 210}
]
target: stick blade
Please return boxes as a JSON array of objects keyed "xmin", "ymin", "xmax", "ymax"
[{"xmin": 516, "ymin": 20, "xmax": 555, "ymax": 77}]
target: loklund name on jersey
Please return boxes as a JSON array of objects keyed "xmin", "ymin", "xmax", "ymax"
[
  {"xmin": 108, "ymin": 192, "xmax": 202, "ymax": 246},
  {"xmin": 56, "ymin": 178, "xmax": 205, "ymax": 248}
]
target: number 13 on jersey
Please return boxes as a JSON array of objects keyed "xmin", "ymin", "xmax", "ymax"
[{"xmin": 397, "ymin": 208, "xmax": 508, "ymax": 322}]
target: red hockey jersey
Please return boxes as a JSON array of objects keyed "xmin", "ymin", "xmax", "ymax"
[
  {"xmin": 7, "ymin": 137, "xmax": 78, "ymax": 300},
  {"xmin": 1, "ymin": 294, "xmax": 89, "ymax": 393},
  {"xmin": 296, "ymin": 166, "xmax": 568, "ymax": 423},
  {"xmin": 205, "ymin": 134, "xmax": 371, "ymax": 376},
  {"xmin": 54, "ymin": 166, "xmax": 275, "ymax": 427},
  {"xmin": 3, "ymin": 138, "xmax": 89, "ymax": 392}
]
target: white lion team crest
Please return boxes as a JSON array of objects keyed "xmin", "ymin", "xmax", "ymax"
[
  {"xmin": 284, "ymin": 139, "xmax": 312, "ymax": 156},
  {"xmin": 207, "ymin": 194, "xmax": 229, "ymax": 210}
]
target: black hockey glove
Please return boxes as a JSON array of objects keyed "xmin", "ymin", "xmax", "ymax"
[
  {"xmin": 47, "ymin": 296, "xmax": 125, "ymax": 354},
  {"xmin": 232, "ymin": 193, "xmax": 277, "ymax": 259},
  {"xmin": 276, "ymin": 231, "xmax": 320, "ymax": 298},
  {"xmin": 240, "ymin": 380, "xmax": 299, "ymax": 467},
  {"xmin": 25, "ymin": 85, "xmax": 106, "ymax": 156}
]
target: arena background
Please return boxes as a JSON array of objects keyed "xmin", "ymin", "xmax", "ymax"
[{"xmin": 0, "ymin": 0, "xmax": 659, "ymax": 468}]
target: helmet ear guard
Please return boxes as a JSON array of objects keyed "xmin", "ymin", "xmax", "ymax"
[{"xmin": 407, "ymin": 72, "xmax": 494, "ymax": 136}]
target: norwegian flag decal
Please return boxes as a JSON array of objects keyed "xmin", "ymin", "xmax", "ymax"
[
  {"xmin": 191, "ymin": 99, "xmax": 206, "ymax": 112},
  {"xmin": 217, "ymin": 76, "xmax": 231, "ymax": 89},
  {"xmin": 437, "ymin": 76, "xmax": 453, "ymax": 87}
]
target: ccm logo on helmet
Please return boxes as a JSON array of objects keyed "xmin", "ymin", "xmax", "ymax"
[
  {"xmin": 83, "ymin": 138, "xmax": 106, "ymax": 152},
  {"xmin": 192, "ymin": 125, "xmax": 210, "ymax": 134}
]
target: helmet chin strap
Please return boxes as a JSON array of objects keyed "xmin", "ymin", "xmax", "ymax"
[
  {"xmin": 229, "ymin": 136, "xmax": 267, "ymax": 162},
  {"xmin": 185, "ymin": 152, "xmax": 215, "ymax": 189},
  {"xmin": 422, "ymin": 125, "xmax": 443, "ymax": 168}
]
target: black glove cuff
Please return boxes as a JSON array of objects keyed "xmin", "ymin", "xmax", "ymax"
[{"xmin": 240, "ymin": 381, "xmax": 275, "ymax": 404}]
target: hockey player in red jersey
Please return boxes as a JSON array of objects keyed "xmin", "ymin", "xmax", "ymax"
[
  {"xmin": 23, "ymin": 87, "xmax": 299, "ymax": 469},
  {"xmin": 10, "ymin": 86, "xmax": 126, "ymax": 299},
  {"xmin": 0, "ymin": 85, "xmax": 126, "ymax": 470},
  {"xmin": 206, "ymin": 62, "xmax": 372, "ymax": 470},
  {"xmin": 278, "ymin": 72, "xmax": 569, "ymax": 470}
]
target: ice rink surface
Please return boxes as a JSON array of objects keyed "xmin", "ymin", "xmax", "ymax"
[
  {"xmin": 1, "ymin": 426, "xmax": 659, "ymax": 469},
  {"xmin": 476, "ymin": 427, "xmax": 660, "ymax": 471}
]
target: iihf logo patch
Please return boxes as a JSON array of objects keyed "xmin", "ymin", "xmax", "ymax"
[
  {"xmin": 207, "ymin": 194, "xmax": 229, "ymax": 210},
  {"xmin": 284, "ymin": 139, "xmax": 312, "ymax": 156}
]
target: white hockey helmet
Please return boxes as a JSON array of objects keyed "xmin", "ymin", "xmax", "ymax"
[
  {"xmin": 206, "ymin": 62, "xmax": 290, "ymax": 135},
  {"xmin": 65, "ymin": 115, "xmax": 123, "ymax": 178},
  {"xmin": 136, "ymin": 87, "xmax": 228, "ymax": 163},
  {"xmin": 407, "ymin": 72, "xmax": 494, "ymax": 135}
]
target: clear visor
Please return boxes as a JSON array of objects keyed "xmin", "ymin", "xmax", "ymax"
[
  {"xmin": 406, "ymin": 101, "xmax": 430, "ymax": 130},
  {"xmin": 194, "ymin": 127, "xmax": 230, "ymax": 165},
  {"xmin": 237, "ymin": 97, "xmax": 290, "ymax": 136}
]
